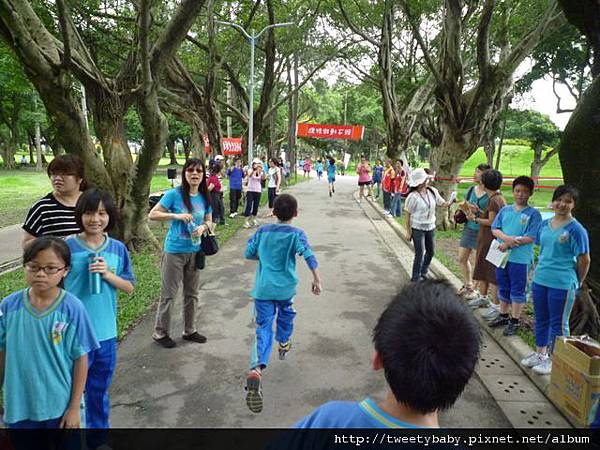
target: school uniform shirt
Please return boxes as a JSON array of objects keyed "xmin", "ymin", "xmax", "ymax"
[
  {"xmin": 533, "ymin": 218, "xmax": 589, "ymax": 290},
  {"xmin": 294, "ymin": 398, "xmax": 423, "ymax": 428},
  {"xmin": 207, "ymin": 174, "xmax": 222, "ymax": 193},
  {"xmin": 316, "ymin": 163, "xmax": 324, "ymax": 173},
  {"xmin": 0, "ymin": 289, "xmax": 99, "ymax": 424},
  {"xmin": 372, "ymin": 165, "xmax": 384, "ymax": 183},
  {"xmin": 158, "ymin": 188, "xmax": 212, "ymax": 254},
  {"xmin": 22, "ymin": 193, "xmax": 82, "ymax": 238},
  {"xmin": 327, "ymin": 162, "xmax": 336, "ymax": 180},
  {"xmin": 245, "ymin": 224, "xmax": 318, "ymax": 301},
  {"xmin": 65, "ymin": 236, "xmax": 135, "ymax": 342},
  {"xmin": 227, "ymin": 167, "xmax": 244, "ymax": 190},
  {"xmin": 268, "ymin": 167, "xmax": 279, "ymax": 188},
  {"xmin": 492, "ymin": 205, "xmax": 542, "ymax": 265},
  {"xmin": 404, "ymin": 187, "xmax": 445, "ymax": 231}
]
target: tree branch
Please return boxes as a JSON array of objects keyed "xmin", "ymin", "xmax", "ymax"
[
  {"xmin": 476, "ymin": 0, "xmax": 494, "ymax": 81},
  {"xmin": 541, "ymin": 147, "xmax": 559, "ymax": 165},
  {"xmin": 552, "ymin": 76, "xmax": 576, "ymax": 113},
  {"xmin": 336, "ymin": 0, "xmax": 379, "ymax": 47},
  {"xmin": 55, "ymin": 0, "xmax": 72, "ymax": 68}
]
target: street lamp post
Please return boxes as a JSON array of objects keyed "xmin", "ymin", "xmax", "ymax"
[{"xmin": 216, "ymin": 20, "xmax": 294, "ymax": 163}]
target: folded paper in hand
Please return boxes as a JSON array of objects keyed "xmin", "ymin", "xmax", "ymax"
[{"xmin": 486, "ymin": 239, "xmax": 509, "ymax": 269}]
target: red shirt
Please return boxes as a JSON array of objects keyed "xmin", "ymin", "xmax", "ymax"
[{"xmin": 208, "ymin": 174, "xmax": 222, "ymax": 193}]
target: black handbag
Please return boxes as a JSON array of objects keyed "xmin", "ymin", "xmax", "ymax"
[{"xmin": 201, "ymin": 230, "xmax": 219, "ymax": 256}]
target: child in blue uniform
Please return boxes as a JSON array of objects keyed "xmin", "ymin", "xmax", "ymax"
[
  {"xmin": 316, "ymin": 160, "xmax": 324, "ymax": 180},
  {"xmin": 489, "ymin": 176, "xmax": 542, "ymax": 336},
  {"xmin": 326, "ymin": 157, "xmax": 336, "ymax": 197},
  {"xmin": 65, "ymin": 189, "xmax": 135, "ymax": 431},
  {"xmin": 0, "ymin": 237, "xmax": 98, "ymax": 431},
  {"xmin": 521, "ymin": 185, "xmax": 590, "ymax": 375},
  {"xmin": 294, "ymin": 280, "xmax": 480, "ymax": 428},
  {"xmin": 244, "ymin": 194, "xmax": 322, "ymax": 413}
]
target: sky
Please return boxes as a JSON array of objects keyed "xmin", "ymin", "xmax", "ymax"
[{"xmin": 516, "ymin": 76, "xmax": 575, "ymax": 130}]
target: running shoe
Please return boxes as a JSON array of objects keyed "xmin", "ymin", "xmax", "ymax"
[
  {"xmin": 245, "ymin": 368, "xmax": 263, "ymax": 413},
  {"xmin": 278, "ymin": 341, "xmax": 292, "ymax": 360},
  {"xmin": 503, "ymin": 320, "xmax": 520, "ymax": 336},
  {"xmin": 488, "ymin": 315, "xmax": 510, "ymax": 328},
  {"xmin": 532, "ymin": 358, "xmax": 552, "ymax": 375},
  {"xmin": 468, "ymin": 296, "xmax": 491, "ymax": 309},
  {"xmin": 521, "ymin": 352, "xmax": 548, "ymax": 368}
]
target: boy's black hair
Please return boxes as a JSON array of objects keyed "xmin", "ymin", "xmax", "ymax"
[
  {"xmin": 481, "ymin": 169, "xmax": 503, "ymax": 190},
  {"xmin": 476, "ymin": 163, "xmax": 491, "ymax": 172},
  {"xmin": 512, "ymin": 176, "xmax": 535, "ymax": 193},
  {"xmin": 75, "ymin": 188, "xmax": 119, "ymax": 232},
  {"xmin": 273, "ymin": 193, "xmax": 298, "ymax": 222},
  {"xmin": 373, "ymin": 280, "xmax": 480, "ymax": 414},
  {"xmin": 552, "ymin": 184, "xmax": 579, "ymax": 203},
  {"xmin": 23, "ymin": 236, "xmax": 71, "ymax": 268}
]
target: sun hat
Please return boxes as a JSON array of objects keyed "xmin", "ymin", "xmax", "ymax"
[
  {"xmin": 252, "ymin": 158, "xmax": 262, "ymax": 165},
  {"xmin": 215, "ymin": 154, "xmax": 225, "ymax": 161},
  {"xmin": 408, "ymin": 168, "xmax": 431, "ymax": 187}
]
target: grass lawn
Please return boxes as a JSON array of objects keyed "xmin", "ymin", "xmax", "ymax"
[{"xmin": 460, "ymin": 146, "xmax": 563, "ymax": 178}]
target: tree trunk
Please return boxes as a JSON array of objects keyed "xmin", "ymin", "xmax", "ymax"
[
  {"xmin": 28, "ymin": 133, "xmax": 35, "ymax": 165},
  {"xmin": 429, "ymin": 127, "xmax": 473, "ymax": 229},
  {"xmin": 530, "ymin": 143, "xmax": 544, "ymax": 180},
  {"xmin": 559, "ymin": 74, "xmax": 600, "ymax": 285},
  {"xmin": 167, "ymin": 137, "xmax": 177, "ymax": 165},
  {"xmin": 182, "ymin": 137, "xmax": 191, "ymax": 161},
  {"xmin": 495, "ymin": 116, "xmax": 507, "ymax": 170},
  {"xmin": 482, "ymin": 132, "xmax": 495, "ymax": 167}
]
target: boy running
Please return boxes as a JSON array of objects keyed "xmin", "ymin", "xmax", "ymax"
[{"xmin": 244, "ymin": 194, "xmax": 322, "ymax": 413}]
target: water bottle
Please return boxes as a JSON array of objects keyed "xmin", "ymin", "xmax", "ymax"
[
  {"xmin": 89, "ymin": 253, "xmax": 102, "ymax": 295},
  {"xmin": 188, "ymin": 222, "xmax": 201, "ymax": 246}
]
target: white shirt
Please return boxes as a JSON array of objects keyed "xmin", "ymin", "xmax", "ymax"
[
  {"xmin": 405, "ymin": 187, "xmax": 445, "ymax": 231},
  {"xmin": 268, "ymin": 167, "xmax": 279, "ymax": 188}
]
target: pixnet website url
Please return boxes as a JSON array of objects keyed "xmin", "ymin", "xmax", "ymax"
[{"xmin": 333, "ymin": 432, "xmax": 590, "ymax": 447}]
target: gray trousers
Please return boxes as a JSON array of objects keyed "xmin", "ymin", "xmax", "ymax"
[{"xmin": 154, "ymin": 252, "xmax": 200, "ymax": 337}]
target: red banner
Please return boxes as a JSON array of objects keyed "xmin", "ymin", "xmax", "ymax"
[
  {"xmin": 296, "ymin": 123, "xmax": 364, "ymax": 141},
  {"xmin": 203, "ymin": 135, "xmax": 243, "ymax": 155}
]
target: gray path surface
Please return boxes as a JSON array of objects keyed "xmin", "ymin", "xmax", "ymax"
[
  {"xmin": 0, "ymin": 224, "xmax": 22, "ymax": 267},
  {"xmin": 110, "ymin": 176, "xmax": 510, "ymax": 428}
]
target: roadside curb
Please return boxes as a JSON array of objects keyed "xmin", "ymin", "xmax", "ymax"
[{"xmin": 360, "ymin": 193, "xmax": 575, "ymax": 427}]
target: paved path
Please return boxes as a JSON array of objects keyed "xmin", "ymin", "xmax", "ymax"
[
  {"xmin": 110, "ymin": 176, "xmax": 509, "ymax": 428},
  {"xmin": 0, "ymin": 224, "xmax": 22, "ymax": 267}
]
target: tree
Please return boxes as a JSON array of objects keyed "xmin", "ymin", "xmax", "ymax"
[
  {"xmin": 400, "ymin": 0, "xmax": 563, "ymax": 227},
  {"xmin": 556, "ymin": 1, "xmax": 600, "ymax": 290}
]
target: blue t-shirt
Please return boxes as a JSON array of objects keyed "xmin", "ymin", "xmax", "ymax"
[
  {"xmin": 465, "ymin": 187, "xmax": 489, "ymax": 231},
  {"xmin": 327, "ymin": 162, "xmax": 336, "ymax": 179},
  {"xmin": 492, "ymin": 205, "xmax": 542, "ymax": 265},
  {"xmin": 316, "ymin": 163, "xmax": 324, "ymax": 173},
  {"xmin": 65, "ymin": 235, "xmax": 135, "ymax": 342},
  {"xmin": 0, "ymin": 289, "xmax": 99, "ymax": 424},
  {"xmin": 227, "ymin": 167, "xmax": 244, "ymax": 190},
  {"xmin": 159, "ymin": 188, "xmax": 212, "ymax": 254},
  {"xmin": 533, "ymin": 218, "xmax": 589, "ymax": 290},
  {"xmin": 373, "ymin": 166, "xmax": 384, "ymax": 182},
  {"xmin": 294, "ymin": 398, "xmax": 423, "ymax": 428},
  {"xmin": 245, "ymin": 224, "xmax": 318, "ymax": 301}
]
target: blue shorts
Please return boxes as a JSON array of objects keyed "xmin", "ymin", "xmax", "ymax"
[
  {"xmin": 496, "ymin": 261, "xmax": 528, "ymax": 304},
  {"xmin": 328, "ymin": 176, "xmax": 335, "ymax": 183}
]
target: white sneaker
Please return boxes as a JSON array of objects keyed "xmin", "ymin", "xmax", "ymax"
[
  {"xmin": 532, "ymin": 357, "xmax": 552, "ymax": 375},
  {"xmin": 468, "ymin": 296, "xmax": 490, "ymax": 309},
  {"xmin": 252, "ymin": 217, "xmax": 260, "ymax": 227},
  {"xmin": 229, "ymin": 213, "xmax": 236, "ymax": 218},
  {"xmin": 521, "ymin": 352, "xmax": 548, "ymax": 368},
  {"xmin": 482, "ymin": 305, "xmax": 500, "ymax": 320},
  {"xmin": 243, "ymin": 220, "xmax": 252, "ymax": 229}
]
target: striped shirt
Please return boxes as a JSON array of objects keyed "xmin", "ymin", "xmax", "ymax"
[{"xmin": 22, "ymin": 193, "xmax": 81, "ymax": 238}]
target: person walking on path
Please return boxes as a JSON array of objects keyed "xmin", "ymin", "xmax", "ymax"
[
  {"xmin": 316, "ymin": 160, "xmax": 324, "ymax": 181},
  {"xmin": 521, "ymin": 185, "xmax": 590, "ymax": 375},
  {"xmin": 266, "ymin": 158, "xmax": 281, "ymax": 218},
  {"xmin": 244, "ymin": 194, "xmax": 322, "ymax": 414},
  {"xmin": 404, "ymin": 168, "xmax": 454, "ymax": 282},
  {"xmin": 488, "ymin": 177, "xmax": 542, "ymax": 336},
  {"xmin": 457, "ymin": 163, "xmax": 491, "ymax": 302},
  {"xmin": 208, "ymin": 163, "xmax": 225, "ymax": 226},
  {"xmin": 148, "ymin": 158, "xmax": 213, "ymax": 349},
  {"xmin": 356, "ymin": 156, "xmax": 372, "ymax": 202},
  {"xmin": 227, "ymin": 158, "xmax": 244, "ymax": 218},
  {"xmin": 390, "ymin": 160, "xmax": 406, "ymax": 217},
  {"xmin": 244, "ymin": 158, "xmax": 266, "ymax": 228},
  {"xmin": 22, "ymin": 154, "xmax": 87, "ymax": 248},
  {"xmin": 64, "ymin": 188, "xmax": 134, "ymax": 436},
  {"xmin": 381, "ymin": 159, "xmax": 395, "ymax": 216},
  {"xmin": 372, "ymin": 159, "xmax": 384, "ymax": 199},
  {"xmin": 326, "ymin": 157, "xmax": 336, "ymax": 197},
  {"xmin": 467, "ymin": 169, "xmax": 506, "ymax": 311},
  {"xmin": 303, "ymin": 158, "xmax": 312, "ymax": 178}
]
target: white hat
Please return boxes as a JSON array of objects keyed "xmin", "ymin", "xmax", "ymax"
[
  {"xmin": 252, "ymin": 158, "xmax": 262, "ymax": 165},
  {"xmin": 215, "ymin": 155, "xmax": 225, "ymax": 161},
  {"xmin": 408, "ymin": 168, "xmax": 431, "ymax": 187}
]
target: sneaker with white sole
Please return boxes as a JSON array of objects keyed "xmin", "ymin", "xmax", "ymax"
[
  {"xmin": 243, "ymin": 220, "xmax": 252, "ymax": 229},
  {"xmin": 468, "ymin": 296, "xmax": 490, "ymax": 309},
  {"xmin": 532, "ymin": 357, "xmax": 552, "ymax": 375},
  {"xmin": 481, "ymin": 306, "xmax": 500, "ymax": 320},
  {"xmin": 463, "ymin": 288, "xmax": 479, "ymax": 300},
  {"xmin": 521, "ymin": 352, "xmax": 548, "ymax": 368}
]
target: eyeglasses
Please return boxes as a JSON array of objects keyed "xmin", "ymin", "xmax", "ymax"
[
  {"xmin": 24, "ymin": 264, "xmax": 66, "ymax": 275},
  {"xmin": 50, "ymin": 173, "xmax": 76, "ymax": 178},
  {"xmin": 185, "ymin": 167, "xmax": 204, "ymax": 174}
]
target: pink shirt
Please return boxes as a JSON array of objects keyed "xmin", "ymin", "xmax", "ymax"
[
  {"xmin": 247, "ymin": 170, "xmax": 263, "ymax": 193},
  {"xmin": 357, "ymin": 164, "xmax": 371, "ymax": 183}
]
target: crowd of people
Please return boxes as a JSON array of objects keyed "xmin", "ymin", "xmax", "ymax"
[{"xmin": 0, "ymin": 151, "xmax": 592, "ymax": 442}]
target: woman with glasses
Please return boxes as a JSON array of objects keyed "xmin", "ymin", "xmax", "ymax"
[
  {"xmin": 22, "ymin": 154, "xmax": 88, "ymax": 248},
  {"xmin": 148, "ymin": 158, "xmax": 213, "ymax": 348}
]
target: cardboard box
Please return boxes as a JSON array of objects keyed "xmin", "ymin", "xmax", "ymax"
[{"xmin": 549, "ymin": 336, "xmax": 600, "ymax": 427}]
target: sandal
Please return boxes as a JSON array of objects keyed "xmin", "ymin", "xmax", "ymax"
[
  {"xmin": 182, "ymin": 331, "xmax": 207, "ymax": 344},
  {"xmin": 153, "ymin": 335, "xmax": 177, "ymax": 348}
]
